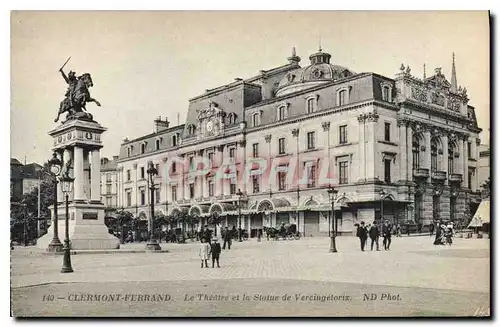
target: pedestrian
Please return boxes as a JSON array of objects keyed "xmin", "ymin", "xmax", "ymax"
[
  {"xmin": 231, "ymin": 225, "xmax": 237, "ymax": 241},
  {"xmin": 429, "ymin": 222, "xmax": 435, "ymax": 236},
  {"xmin": 356, "ymin": 222, "xmax": 368, "ymax": 251},
  {"xmin": 383, "ymin": 220, "xmax": 392, "ymax": 250},
  {"xmin": 222, "ymin": 226, "xmax": 232, "ymax": 250},
  {"xmin": 203, "ymin": 225, "xmax": 212, "ymax": 244},
  {"xmin": 210, "ymin": 238, "xmax": 221, "ymax": 268},
  {"xmin": 396, "ymin": 224, "xmax": 401, "ymax": 237},
  {"xmin": 199, "ymin": 238, "xmax": 210, "ymax": 268},
  {"xmin": 406, "ymin": 223, "xmax": 411, "ymax": 236},
  {"xmin": 369, "ymin": 221, "xmax": 380, "ymax": 251}
]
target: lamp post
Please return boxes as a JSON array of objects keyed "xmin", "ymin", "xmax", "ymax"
[
  {"xmin": 60, "ymin": 172, "xmax": 74, "ymax": 273},
  {"xmin": 328, "ymin": 186, "xmax": 339, "ymax": 253},
  {"xmin": 236, "ymin": 188, "xmax": 243, "ymax": 242},
  {"xmin": 380, "ymin": 190, "xmax": 386, "ymax": 223},
  {"xmin": 146, "ymin": 162, "xmax": 161, "ymax": 251},
  {"xmin": 47, "ymin": 153, "xmax": 63, "ymax": 252}
]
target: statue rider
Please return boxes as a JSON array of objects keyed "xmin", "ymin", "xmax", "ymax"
[{"xmin": 60, "ymin": 68, "xmax": 78, "ymax": 107}]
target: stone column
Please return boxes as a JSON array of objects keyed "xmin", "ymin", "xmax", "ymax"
[
  {"xmin": 407, "ymin": 124, "xmax": 413, "ymax": 182},
  {"xmin": 442, "ymin": 134, "xmax": 449, "ymax": 186},
  {"xmin": 457, "ymin": 138, "xmax": 464, "ymax": 186},
  {"xmin": 265, "ymin": 134, "xmax": 272, "ymax": 193},
  {"xmin": 91, "ymin": 149, "xmax": 101, "ymax": 202},
  {"xmin": 398, "ymin": 120, "xmax": 407, "ymax": 181},
  {"xmin": 365, "ymin": 112, "xmax": 378, "ymax": 181},
  {"xmin": 216, "ymin": 145, "xmax": 224, "ymax": 196},
  {"xmin": 237, "ymin": 139, "xmax": 246, "ymax": 193},
  {"xmin": 73, "ymin": 146, "xmax": 84, "ymax": 201},
  {"xmin": 357, "ymin": 116, "xmax": 366, "ymax": 181},
  {"xmin": 463, "ymin": 136, "xmax": 469, "ymax": 189},
  {"xmin": 423, "ymin": 129, "xmax": 431, "ymax": 171}
]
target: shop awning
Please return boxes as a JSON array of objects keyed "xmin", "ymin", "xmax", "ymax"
[{"xmin": 468, "ymin": 199, "xmax": 490, "ymax": 227}]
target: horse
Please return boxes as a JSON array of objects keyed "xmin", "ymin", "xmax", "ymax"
[{"xmin": 54, "ymin": 73, "xmax": 101, "ymax": 122}]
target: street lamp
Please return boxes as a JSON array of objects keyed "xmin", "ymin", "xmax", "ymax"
[
  {"xmin": 146, "ymin": 162, "xmax": 161, "ymax": 251},
  {"xmin": 328, "ymin": 186, "xmax": 339, "ymax": 253},
  {"xmin": 60, "ymin": 172, "xmax": 74, "ymax": 273},
  {"xmin": 380, "ymin": 190, "xmax": 386, "ymax": 223},
  {"xmin": 47, "ymin": 152, "xmax": 63, "ymax": 252},
  {"xmin": 236, "ymin": 188, "xmax": 243, "ymax": 242}
]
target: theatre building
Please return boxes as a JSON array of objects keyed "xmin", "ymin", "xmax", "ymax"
[{"xmin": 115, "ymin": 47, "xmax": 482, "ymax": 237}]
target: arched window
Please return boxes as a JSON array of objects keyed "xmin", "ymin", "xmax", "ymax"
[
  {"xmin": 252, "ymin": 113, "xmax": 260, "ymax": 127},
  {"xmin": 448, "ymin": 142, "xmax": 455, "ymax": 174},
  {"xmin": 227, "ymin": 113, "xmax": 237, "ymax": 125},
  {"xmin": 431, "ymin": 142, "xmax": 438, "ymax": 172},
  {"xmin": 141, "ymin": 142, "xmax": 147, "ymax": 154},
  {"xmin": 155, "ymin": 138, "xmax": 162, "ymax": 151},
  {"xmin": 306, "ymin": 98, "xmax": 315, "ymax": 114},
  {"xmin": 172, "ymin": 134, "xmax": 178, "ymax": 147},
  {"xmin": 188, "ymin": 124, "xmax": 196, "ymax": 135},
  {"xmin": 412, "ymin": 136, "xmax": 420, "ymax": 169},
  {"xmin": 127, "ymin": 147, "xmax": 131, "ymax": 157}
]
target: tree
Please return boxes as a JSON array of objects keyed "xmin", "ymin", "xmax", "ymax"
[
  {"xmin": 208, "ymin": 212, "xmax": 222, "ymax": 237},
  {"xmin": 480, "ymin": 177, "xmax": 491, "ymax": 198}
]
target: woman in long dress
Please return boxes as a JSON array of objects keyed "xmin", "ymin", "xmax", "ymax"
[
  {"xmin": 199, "ymin": 238, "xmax": 211, "ymax": 268},
  {"xmin": 433, "ymin": 223, "xmax": 443, "ymax": 245}
]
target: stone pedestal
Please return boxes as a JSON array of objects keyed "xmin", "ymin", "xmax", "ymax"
[{"xmin": 38, "ymin": 118, "xmax": 119, "ymax": 250}]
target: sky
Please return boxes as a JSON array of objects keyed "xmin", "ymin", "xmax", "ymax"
[{"xmin": 10, "ymin": 11, "xmax": 490, "ymax": 165}]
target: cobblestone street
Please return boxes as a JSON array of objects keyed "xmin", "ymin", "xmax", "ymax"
[{"xmin": 11, "ymin": 236, "xmax": 490, "ymax": 317}]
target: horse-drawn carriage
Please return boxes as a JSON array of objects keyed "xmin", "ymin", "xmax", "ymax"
[{"xmin": 264, "ymin": 224, "xmax": 301, "ymax": 241}]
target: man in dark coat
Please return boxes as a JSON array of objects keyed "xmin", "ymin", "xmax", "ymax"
[
  {"xmin": 203, "ymin": 226, "xmax": 212, "ymax": 244},
  {"xmin": 382, "ymin": 221, "xmax": 392, "ymax": 250},
  {"xmin": 369, "ymin": 221, "xmax": 380, "ymax": 251},
  {"xmin": 356, "ymin": 222, "xmax": 368, "ymax": 251},
  {"xmin": 210, "ymin": 238, "xmax": 222, "ymax": 268},
  {"xmin": 222, "ymin": 226, "xmax": 232, "ymax": 250}
]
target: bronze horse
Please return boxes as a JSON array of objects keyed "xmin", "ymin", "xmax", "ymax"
[{"xmin": 54, "ymin": 70, "xmax": 101, "ymax": 123}]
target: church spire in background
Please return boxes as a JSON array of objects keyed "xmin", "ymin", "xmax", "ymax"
[{"xmin": 451, "ymin": 52, "xmax": 458, "ymax": 93}]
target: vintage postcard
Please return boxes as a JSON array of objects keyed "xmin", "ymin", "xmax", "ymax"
[{"xmin": 10, "ymin": 10, "xmax": 491, "ymax": 317}]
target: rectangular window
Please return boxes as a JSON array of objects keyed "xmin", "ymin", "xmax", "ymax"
[
  {"xmin": 189, "ymin": 157, "xmax": 194, "ymax": 170},
  {"xmin": 252, "ymin": 143, "xmax": 259, "ymax": 158},
  {"xmin": 140, "ymin": 189, "xmax": 146, "ymax": 206},
  {"xmin": 307, "ymin": 132, "xmax": 315, "ymax": 150},
  {"xmin": 230, "ymin": 183, "xmax": 236, "ymax": 195},
  {"xmin": 155, "ymin": 164, "xmax": 160, "ymax": 177},
  {"xmin": 278, "ymin": 170, "xmax": 287, "ymax": 190},
  {"xmin": 155, "ymin": 188, "xmax": 160, "ymax": 204},
  {"xmin": 156, "ymin": 139, "xmax": 160, "ymax": 150},
  {"xmin": 172, "ymin": 162, "xmax": 176, "ymax": 173},
  {"xmin": 127, "ymin": 170, "xmax": 131, "ymax": 181},
  {"xmin": 189, "ymin": 184, "xmax": 195, "ymax": 199},
  {"xmin": 126, "ymin": 191, "xmax": 131, "ymax": 207},
  {"xmin": 339, "ymin": 125, "xmax": 347, "ymax": 144},
  {"xmin": 106, "ymin": 173, "xmax": 111, "ymax": 182},
  {"xmin": 252, "ymin": 175, "xmax": 260, "ymax": 193},
  {"xmin": 141, "ymin": 143, "xmax": 146, "ymax": 154},
  {"xmin": 229, "ymin": 148, "xmax": 236, "ymax": 158},
  {"xmin": 208, "ymin": 152, "xmax": 214, "ymax": 164},
  {"xmin": 106, "ymin": 184, "xmax": 112, "ymax": 194},
  {"xmin": 339, "ymin": 161, "xmax": 348, "ymax": 184},
  {"xmin": 467, "ymin": 142, "xmax": 472, "ymax": 158},
  {"xmin": 384, "ymin": 123, "xmax": 391, "ymax": 141},
  {"xmin": 106, "ymin": 196, "xmax": 112, "ymax": 207},
  {"xmin": 448, "ymin": 152, "xmax": 454, "ymax": 174},
  {"xmin": 171, "ymin": 185, "xmax": 177, "ymax": 202},
  {"xmin": 306, "ymin": 164, "xmax": 316, "ymax": 188},
  {"xmin": 172, "ymin": 135, "xmax": 178, "ymax": 147},
  {"xmin": 468, "ymin": 171, "xmax": 472, "ymax": 189},
  {"xmin": 383, "ymin": 86, "xmax": 390, "ymax": 102},
  {"xmin": 307, "ymin": 98, "xmax": 315, "ymax": 113},
  {"xmin": 208, "ymin": 180, "xmax": 214, "ymax": 197},
  {"xmin": 413, "ymin": 147, "xmax": 420, "ymax": 169},
  {"xmin": 140, "ymin": 167, "xmax": 145, "ymax": 179},
  {"xmin": 278, "ymin": 138, "xmax": 286, "ymax": 155},
  {"xmin": 339, "ymin": 90, "xmax": 347, "ymax": 106},
  {"xmin": 384, "ymin": 159, "xmax": 391, "ymax": 184}
]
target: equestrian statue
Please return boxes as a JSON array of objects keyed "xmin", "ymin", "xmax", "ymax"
[{"xmin": 54, "ymin": 57, "xmax": 101, "ymax": 123}]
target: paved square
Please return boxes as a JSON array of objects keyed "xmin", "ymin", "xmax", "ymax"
[{"xmin": 11, "ymin": 236, "xmax": 490, "ymax": 317}]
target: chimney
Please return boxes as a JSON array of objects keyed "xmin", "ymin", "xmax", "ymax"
[
  {"xmin": 154, "ymin": 116, "xmax": 170, "ymax": 133},
  {"xmin": 113, "ymin": 156, "xmax": 119, "ymax": 161}
]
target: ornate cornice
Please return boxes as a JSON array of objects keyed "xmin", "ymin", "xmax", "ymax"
[{"xmin": 358, "ymin": 110, "xmax": 379, "ymax": 123}]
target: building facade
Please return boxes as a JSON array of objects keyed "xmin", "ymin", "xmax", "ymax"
[
  {"xmin": 116, "ymin": 47, "xmax": 482, "ymax": 237},
  {"xmin": 10, "ymin": 159, "xmax": 43, "ymax": 202},
  {"xmin": 100, "ymin": 156, "xmax": 120, "ymax": 209},
  {"xmin": 478, "ymin": 144, "xmax": 490, "ymax": 188}
]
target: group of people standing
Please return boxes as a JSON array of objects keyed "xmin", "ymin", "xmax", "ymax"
[
  {"xmin": 198, "ymin": 225, "xmax": 237, "ymax": 269},
  {"xmin": 433, "ymin": 221, "xmax": 454, "ymax": 246},
  {"xmin": 356, "ymin": 221, "xmax": 393, "ymax": 251}
]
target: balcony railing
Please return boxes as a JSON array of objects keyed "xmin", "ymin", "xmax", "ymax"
[
  {"xmin": 431, "ymin": 170, "xmax": 447, "ymax": 181},
  {"xmin": 449, "ymin": 173, "xmax": 463, "ymax": 183},
  {"xmin": 413, "ymin": 168, "xmax": 429, "ymax": 178}
]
